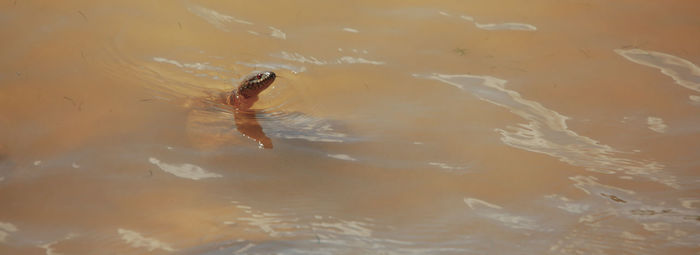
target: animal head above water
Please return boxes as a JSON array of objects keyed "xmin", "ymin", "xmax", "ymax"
[{"xmin": 237, "ymin": 71, "xmax": 276, "ymax": 98}]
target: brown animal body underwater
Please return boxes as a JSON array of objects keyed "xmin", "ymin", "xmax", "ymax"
[{"xmin": 224, "ymin": 71, "xmax": 277, "ymax": 148}]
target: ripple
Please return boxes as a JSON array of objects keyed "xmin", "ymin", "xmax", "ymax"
[
  {"xmin": 99, "ymin": 44, "xmax": 232, "ymax": 100},
  {"xmin": 414, "ymin": 73, "xmax": 678, "ymax": 188},
  {"xmin": 186, "ymin": 4, "xmax": 289, "ymax": 40},
  {"xmin": 152, "ymin": 57, "xmax": 225, "ymax": 71},
  {"xmin": 187, "ymin": 4, "xmax": 253, "ymax": 32}
]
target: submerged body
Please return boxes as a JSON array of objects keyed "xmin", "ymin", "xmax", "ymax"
[{"xmin": 225, "ymin": 71, "xmax": 277, "ymax": 148}]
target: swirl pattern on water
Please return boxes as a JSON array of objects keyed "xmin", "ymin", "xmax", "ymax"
[{"xmin": 414, "ymin": 73, "xmax": 678, "ymax": 188}]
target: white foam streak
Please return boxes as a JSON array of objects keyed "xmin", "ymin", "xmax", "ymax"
[
  {"xmin": 0, "ymin": 222, "xmax": 17, "ymax": 243},
  {"xmin": 646, "ymin": 116, "xmax": 668, "ymax": 133},
  {"xmin": 464, "ymin": 198, "xmax": 502, "ymax": 209},
  {"xmin": 569, "ymin": 175, "xmax": 635, "ymax": 195},
  {"xmin": 456, "ymin": 13, "xmax": 536, "ymax": 31},
  {"xmin": 338, "ymin": 56, "xmax": 385, "ymax": 65},
  {"xmin": 428, "ymin": 162, "xmax": 465, "ymax": 170},
  {"xmin": 38, "ymin": 241, "xmax": 62, "ymax": 255},
  {"xmin": 615, "ymin": 49, "xmax": 700, "ymax": 93},
  {"xmin": 459, "ymin": 15, "xmax": 475, "ymax": 22},
  {"xmin": 274, "ymin": 52, "xmax": 386, "ymax": 66},
  {"xmin": 236, "ymin": 61, "xmax": 306, "ymax": 73},
  {"xmin": 312, "ymin": 220, "xmax": 373, "ymax": 237},
  {"xmin": 277, "ymin": 51, "xmax": 328, "ymax": 65},
  {"xmin": 279, "ymin": 135, "xmax": 344, "ymax": 143},
  {"xmin": 152, "ymin": 57, "xmax": 224, "ymax": 71},
  {"xmin": 464, "ymin": 198, "xmax": 541, "ymax": 230},
  {"xmin": 118, "ymin": 228, "xmax": 176, "ymax": 252},
  {"xmin": 544, "ymin": 194, "xmax": 590, "ymax": 214},
  {"xmin": 38, "ymin": 234, "xmax": 77, "ymax": 255},
  {"xmin": 690, "ymin": 95, "xmax": 700, "ymax": 104},
  {"xmin": 475, "ymin": 22, "xmax": 538, "ymax": 31},
  {"xmin": 343, "ymin": 27, "xmax": 359, "ymax": 33},
  {"xmin": 148, "ymin": 157, "xmax": 222, "ymax": 180},
  {"xmin": 328, "ymin": 154, "xmax": 357, "ymax": 161},
  {"xmin": 268, "ymin": 26, "xmax": 286, "ymax": 39},
  {"xmin": 415, "ymin": 73, "xmax": 678, "ymax": 188}
]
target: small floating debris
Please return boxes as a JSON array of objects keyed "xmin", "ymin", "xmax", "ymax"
[{"xmin": 77, "ymin": 10, "xmax": 88, "ymax": 21}]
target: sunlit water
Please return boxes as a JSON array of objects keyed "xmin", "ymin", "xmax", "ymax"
[{"xmin": 1, "ymin": 1, "xmax": 699, "ymax": 254}]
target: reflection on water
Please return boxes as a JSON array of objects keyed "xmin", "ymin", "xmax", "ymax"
[{"xmin": 1, "ymin": 0, "xmax": 700, "ymax": 254}]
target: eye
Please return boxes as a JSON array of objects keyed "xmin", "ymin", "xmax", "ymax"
[{"xmin": 256, "ymin": 74, "xmax": 262, "ymax": 79}]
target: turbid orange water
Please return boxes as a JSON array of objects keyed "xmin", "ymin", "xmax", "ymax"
[{"xmin": 1, "ymin": 1, "xmax": 699, "ymax": 254}]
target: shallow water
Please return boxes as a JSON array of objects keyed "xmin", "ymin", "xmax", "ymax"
[{"xmin": 1, "ymin": 1, "xmax": 700, "ymax": 254}]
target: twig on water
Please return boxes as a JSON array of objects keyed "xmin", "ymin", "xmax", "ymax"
[
  {"xmin": 63, "ymin": 96, "xmax": 83, "ymax": 111},
  {"xmin": 579, "ymin": 48, "xmax": 591, "ymax": 58},
  {"xmin": 77, "ymin": 10, "xmax": 87, "ymax": 21}
]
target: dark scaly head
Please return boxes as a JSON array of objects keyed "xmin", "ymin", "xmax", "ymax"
[{"xmin": 237, "ymin": 71, "xmax": 276, "ymax": 98}]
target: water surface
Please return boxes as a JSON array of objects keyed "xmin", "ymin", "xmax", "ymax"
[{"xmin": 1, "ymin": 1, "xmax": 699, "ymax": 254}]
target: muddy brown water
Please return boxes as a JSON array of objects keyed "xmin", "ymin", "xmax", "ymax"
[{"xmin": 1, "ymin": 1, "xmax": 699, "ymax": 254}]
